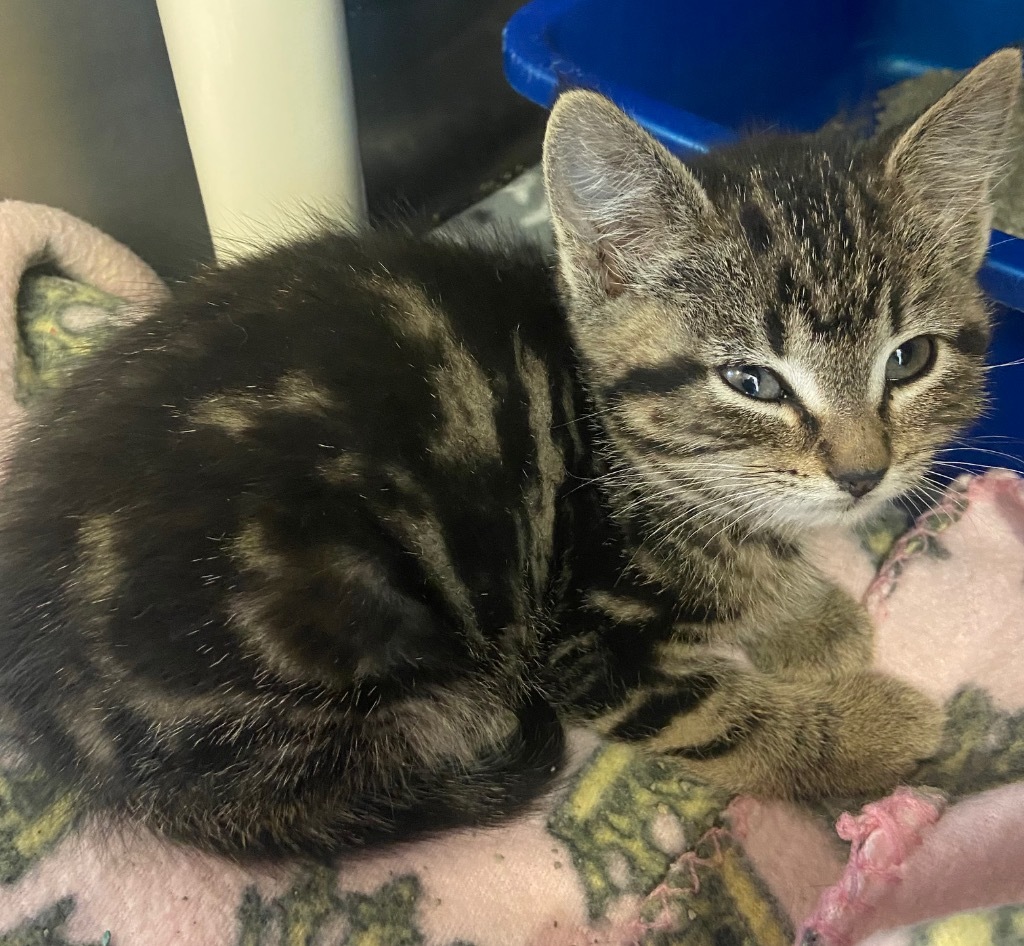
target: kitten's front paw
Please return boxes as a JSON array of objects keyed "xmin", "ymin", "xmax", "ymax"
[{"xmin": 808, "ymin": 672, "xmax": 944, "ymax": 797}]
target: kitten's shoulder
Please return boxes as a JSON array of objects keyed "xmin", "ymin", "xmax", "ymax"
[{"xmin": 179, "ymin": 226, "xmax": 552, "ymax": 307}]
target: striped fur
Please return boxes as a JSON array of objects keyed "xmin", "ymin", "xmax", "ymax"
[{"xmin": 0, "ymin": 50, "xmax": 1018, "ymax": 858}]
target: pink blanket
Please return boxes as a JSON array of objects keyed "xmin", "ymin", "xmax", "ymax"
[{"xmin": 0, "ymin": 201, "xmax": 1022, "ymax": 946}]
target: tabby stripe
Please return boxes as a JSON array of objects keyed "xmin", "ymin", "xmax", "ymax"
[
  {"xmin": 603, "ymin": 358, "xmax": 706, "ymax": 401},
  {"xmin": 954, "ymin": 325, "xmax": 988, "ymax": 356},
  {"xmin": 865, "ymin": 255, "xmax": 884, "ymax": 320},
  {"xmin": 748, "ymin": 532, "xmax": 799, "ymax": 560},
  {"xmin": 739, "ymin": 203, "xmax": 774, "ymax": 255},
  {"xmin": 627, "ymin": 436, "xmax": 733, "ymax": 459},
  {"xmin": 777, "ymin": 262, "xmax": 797, "ymax": 307},
  {"xmin": 888, "ymin": 284, "xmax": 904, "ymax": 334},
  {"xmin": 667, "ymin": 719, "xmax": 760, "ymax": 760},
  {"xmin": 763, "ymin": 308, "xmax": 787, "ymax": 357},
  {"xmin": 794, "ymin": 401, "xmax": 820, "ymax": 439},
  {"xmin": 609, "ymin": 674, "xmax": 717, "ymax": 740},
  {"xmin": 558, "ymin": 668, "xmax": 621, "ymax": 711},
  {"xmin": 806, "ymin": 304, "xmax": 832, "ymax": 336},
  {"xmin": 835, "ymin": 189, "xmax": 858, "ymax": 256}
]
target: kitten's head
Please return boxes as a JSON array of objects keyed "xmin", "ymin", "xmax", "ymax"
[{"xmin": 544, "ymin": 49, "xmax": 1022, "ymax": 532}]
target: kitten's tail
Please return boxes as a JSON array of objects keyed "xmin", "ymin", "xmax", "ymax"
[
  {"xmin": 145, "ymin": 691, "xmax": 568, "ymax": 861},
  {"xmin": 359, "ymin": 691, "xmax": 567, "ymax": 848}
]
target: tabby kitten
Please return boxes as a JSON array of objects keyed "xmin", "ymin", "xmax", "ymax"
[{"xmin": 0, "ymin": 50, "xmax": 1018, "ymax": 858}]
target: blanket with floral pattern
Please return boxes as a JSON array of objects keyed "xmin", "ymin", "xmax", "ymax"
[{"xmin": 0, "ymin": 199, "xmax": 1023, "ymax": 946}]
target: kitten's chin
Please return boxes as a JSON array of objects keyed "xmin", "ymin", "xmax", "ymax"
[{"xmin": 759, "ymin": 490, "xmax": 895, "ymax": 532}]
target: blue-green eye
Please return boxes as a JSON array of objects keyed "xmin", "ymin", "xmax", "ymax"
[
  {"xmin": 886, "ymin": 336, "xmax": 936, "ymax": 384},
  {"xmin": 719, "ymin": 365, "xmax": 786, "ymax": 401}
]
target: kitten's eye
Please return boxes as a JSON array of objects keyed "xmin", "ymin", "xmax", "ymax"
[
  {"xmin": 885, "ymin": 336, "xmax": 936, "ymax": 384},
  {"xmin": 719, "ymin": 365, "xmax": 786, "ymax": 401}
]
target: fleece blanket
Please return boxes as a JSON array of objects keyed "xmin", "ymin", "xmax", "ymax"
[{"xmin": 0, "ymin": 199, "xmax": 1022, "ymax": 946}]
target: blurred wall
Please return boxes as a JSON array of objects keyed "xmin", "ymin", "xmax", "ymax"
[
  {"xmin": 0, "ymin": 0, "xmax": 212, "ymax": 280},
  {"xmin": 345, "ymin": 0, "xmax": 545, "ymax": 225},
  {"xmin": 0, "ymin": 0, "xmax": 543, "ymax": 276}
]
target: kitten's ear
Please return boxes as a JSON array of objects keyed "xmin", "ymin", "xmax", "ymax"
[
  {"xmin": 885, "ymin": 48, "xmax": 1022, "ymax": 270},
  {"xmin": 543, "ymin": 90, "xmax": 711, "ymax": 303}
]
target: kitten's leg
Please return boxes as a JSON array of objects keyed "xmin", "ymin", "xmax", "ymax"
[
  {"xmin": 551, "ymin": 590, "xmax": 941, "ymax": 800},
  {"xmin": 598, "ymin": 649, "xmax": 942, "ymax": 799},
  {"xmin": 739, "ymin": 579, "xmax": 875, "ymax": 677}
]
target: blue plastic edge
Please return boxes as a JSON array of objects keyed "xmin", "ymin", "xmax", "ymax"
[
  {"xmin": 503, "ymin": 0, "xmax": 1024, "ymax": 312},
  {"xmin": 502, "ymin": 0, "xmax": 573, "ymax": 109},
  {"xmin": 503, "ymin": 0, "xmax": 737, "ymax": 156},
  {"xmin": 979, "ymin": 230, "xmax": 1024, "ymax": 309}
]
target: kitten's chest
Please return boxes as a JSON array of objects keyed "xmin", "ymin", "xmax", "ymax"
[{"xmin": 615, "ymin": 528, "xmax": 806, "ymax": 629}]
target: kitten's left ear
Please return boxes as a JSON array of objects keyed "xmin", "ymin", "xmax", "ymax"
[
  {"xmin": 543, "ymin": 90, "xmax": 712, "ymax": 305},
  {"xmin": 885, "ymin": 48, "xmax": 1022, "ymax": 270}
]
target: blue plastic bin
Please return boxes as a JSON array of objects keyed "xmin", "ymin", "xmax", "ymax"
[{"xmin": 504, "ymin": 0, "xmax": 1024, "ymax": 468}]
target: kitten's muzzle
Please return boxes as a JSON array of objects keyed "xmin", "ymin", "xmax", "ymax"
[{"xmin": 829, "ymin": 467, "xmax": 887, "ymax": 500}]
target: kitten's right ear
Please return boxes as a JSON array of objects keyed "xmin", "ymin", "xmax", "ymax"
[
  {"xmin": 543, "ymin": 90, "xmax": 711, "ymax": 304},
  {"xmin": 884, "ymin": 48, "xmax": 1022, "ymax": 271}
]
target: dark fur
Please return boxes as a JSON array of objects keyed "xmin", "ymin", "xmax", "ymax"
[
  {"xmin": 0, "ymin": 51, "xmax": 1019, "ymax": 859},
  {"xmin": 0, "ymin": 232, "xmax": 587, "ymax": 855}
]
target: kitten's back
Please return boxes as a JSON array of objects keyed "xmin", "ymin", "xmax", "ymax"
[{"xmin": 0, "ymin": 229, "xmax": 575, "ymax": 856}]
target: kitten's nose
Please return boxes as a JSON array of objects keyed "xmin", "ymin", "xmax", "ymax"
[{"xmin": 831, "ymin": 468, "xmax": 887, "ymax": 499}]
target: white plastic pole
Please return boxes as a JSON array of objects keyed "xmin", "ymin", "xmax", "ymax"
[{"xmin": 156, "ymin": 0, "xmax": 367, "ymax": 261}]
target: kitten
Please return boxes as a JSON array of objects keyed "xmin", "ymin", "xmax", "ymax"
[{"xmin": 0, "ymin": 49, "xmax": 1018, "ymax": 858}]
